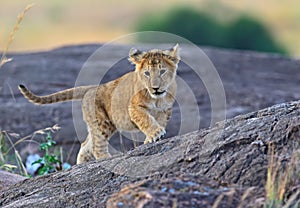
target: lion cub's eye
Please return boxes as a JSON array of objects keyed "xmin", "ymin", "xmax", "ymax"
[
  {"xmin": 144, "ymin": 71, "xmax": 150, "ymax": 77},
  {"xmin": 160, "ymin": 69, "xmax": 167, "ymax": 76}
]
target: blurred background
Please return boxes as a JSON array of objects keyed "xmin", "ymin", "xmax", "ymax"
[{"xmin": 1, "ymin": 0, "xmax": 300, "ymax": 57}]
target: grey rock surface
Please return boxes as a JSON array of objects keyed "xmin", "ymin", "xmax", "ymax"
[
  {"xmin": 1, "ymin": 100, "xmax": 299, "ymax": 207},
  {"xmin": 0, "ymin": 170, "xmax": 26, "ymax": 191}
]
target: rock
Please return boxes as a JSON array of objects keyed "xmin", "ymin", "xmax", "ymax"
[
  {"xmin": 1, "ymin": 100, "xmax": 299, "ymax": 207},
  {"xmin": 106, "ymin": 175, "xmax": 263, "ymax": 208},
  {"xmin": 0, "ymin": 44, "xmax": 300, "ymax": 165},
  {"xmin": 0, "ymin": 170, "xmax": 26, "ymax": 191}
]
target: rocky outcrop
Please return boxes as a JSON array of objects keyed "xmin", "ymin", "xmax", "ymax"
[{"xmin": 1, "ymin": 100, "xmax": 299, "ymax": 207}]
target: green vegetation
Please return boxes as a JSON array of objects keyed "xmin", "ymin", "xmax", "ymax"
[
  {"xmin": 31, "ymin": 132, "xmax": 62, "ymax": 175},
  {"xmin": 136, "ymin": 7, "xmax": 287, "ymax": 55},
  {"xmin": 227, "ymin": 16, "xmax": 286, "ymax": 54},
  {"xmin": 0, "ymin": 125, "xmax": 65, "ymax": 176}
]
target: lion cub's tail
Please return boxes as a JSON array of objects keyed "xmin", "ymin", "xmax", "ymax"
[{"xmin": 18, "ymin": 84, "xmax": 95, "ymax": 105}]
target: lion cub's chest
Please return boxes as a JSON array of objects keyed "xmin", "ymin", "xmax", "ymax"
[
  {"xmin": 112, "ymin": 97, "xmax": 171, "ymax": 132},
  {"xmin": 146, "ymin": 100, "xmax": 171, "ymax": 117}
]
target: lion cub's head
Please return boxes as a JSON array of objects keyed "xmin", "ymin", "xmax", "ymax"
[{"xmin": 129, "ymin": 44, "xmax": 180, "ymax": 99}]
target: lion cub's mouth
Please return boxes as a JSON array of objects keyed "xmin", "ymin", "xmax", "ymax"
[{"xmin": 152, "ymin": 90, "xmax": 166, "ymax": 97}]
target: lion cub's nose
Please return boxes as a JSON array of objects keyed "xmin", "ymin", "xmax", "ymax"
[{"xmin": 152, "ymin": 87, "xmax": 159, "ymax": 91}]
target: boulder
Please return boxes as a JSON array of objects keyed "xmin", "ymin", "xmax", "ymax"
[{"xmin": 1, "ymin": 100, "xmax": 299, "ymax": 207}]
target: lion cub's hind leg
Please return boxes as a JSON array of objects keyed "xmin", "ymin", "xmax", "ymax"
[
  {"xmin": 82, "ymin": 101, "xmax": 116, "ymax": 162},
  {"xmin": 76, "ymin": 119, "xmax": 116, "ymax": 164},
  {"xmin": 79, "ymin": 88, "xmax": 117, "ymax": 163},
  {"xmin": 90, "ymin": 120, "xmax": 116, "ymax": 161},
  {"xmin": 77, "ymin": 134, "xmax": 94, "ymax": 164}
]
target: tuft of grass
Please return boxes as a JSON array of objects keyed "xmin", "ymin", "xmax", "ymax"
[
  {"xmin": 0, "ymin": 3, "xmax": 34, "ymax": 69},
  {"xmin": 0, "ymin": 131, "xmax": 17, "ymax": 172},
  {"xmin": 264, "ymin": 144, "xmax": 300, "ymax": 207}
]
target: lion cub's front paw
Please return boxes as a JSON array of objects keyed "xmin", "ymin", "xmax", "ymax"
[{"xmin": 144, "ymin": 127, "xmax": 166, "ymax": 144}]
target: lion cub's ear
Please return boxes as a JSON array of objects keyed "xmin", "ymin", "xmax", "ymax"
[
  {"xmin": 128, "ymin": 48, "xmax": 146, "ymax": 65},
  {"xmin": 163, "ymin": 44, "xmax": 180, "ymax": 64}
]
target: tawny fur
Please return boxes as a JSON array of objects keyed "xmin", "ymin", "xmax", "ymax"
[{"xmin": 19, "ymin": 44, "xmax": 180, "ymax": 164}]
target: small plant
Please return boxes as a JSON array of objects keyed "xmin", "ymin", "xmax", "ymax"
[{"xmin": 32, "ymin": 131, "xmax": 62, "ymax": 175}]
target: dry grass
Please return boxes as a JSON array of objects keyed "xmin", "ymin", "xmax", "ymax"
[
  {"xmin": 0, "ymin": 3, "xmax": 34, "ymax": 69},
  {"xmin": 265, "ymin": 144, "xmax": 300, "ymax": 207}
]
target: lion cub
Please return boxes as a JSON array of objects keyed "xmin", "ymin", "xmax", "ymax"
[{"xmin": 19, "ymin": 44, "xmax": 180, "ymax": 164}]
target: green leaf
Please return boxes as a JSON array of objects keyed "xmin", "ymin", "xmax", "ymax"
[
  {"xmin": 37, "ymin": 166, "xmax": 49, "ymax": 175},
  {"xmin": 47, "ymin": 140, "xmax": 56, "ymax": 146},
  {"xmin": 32, "ymin": 158, "xmax": 43, "ymax": 165},
  {"xmin": 39, "ymin": 143, "xmax": 49, "ymax": 150},
  {"xmin": 45, "ymin": 155, "xmax": 61, "ymax": 164}
]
